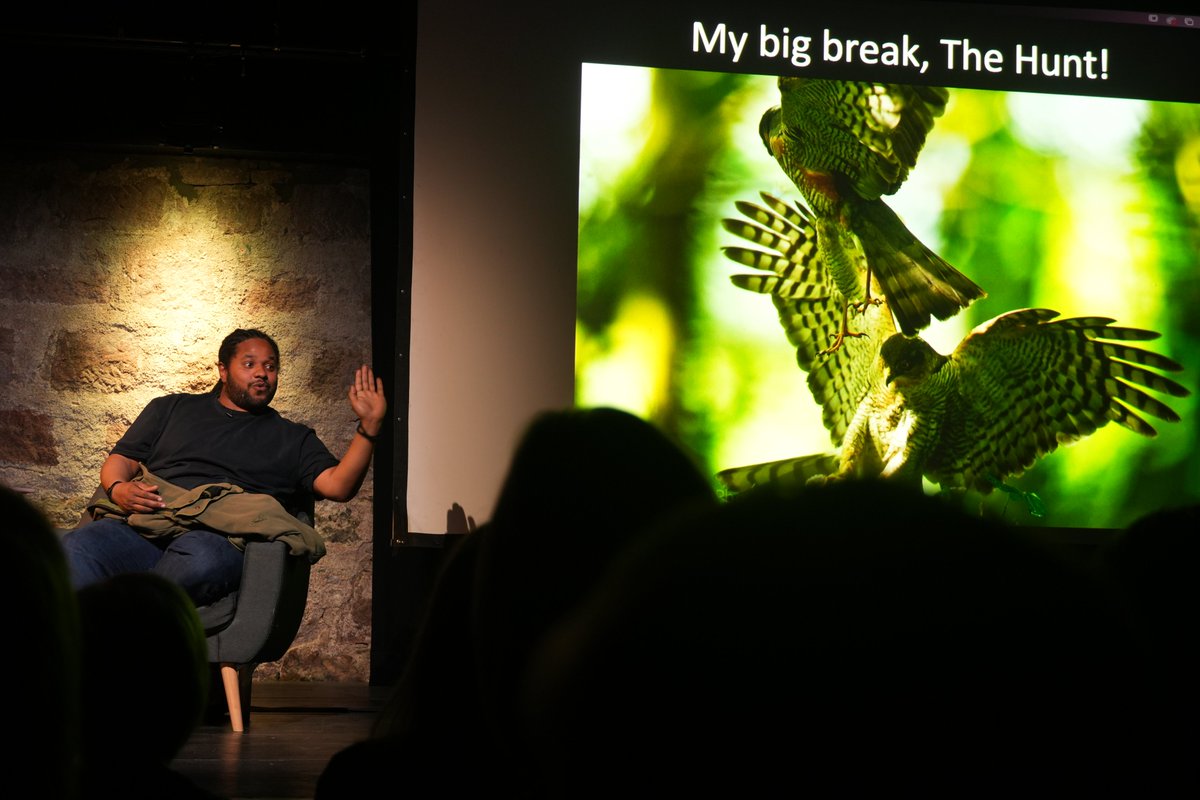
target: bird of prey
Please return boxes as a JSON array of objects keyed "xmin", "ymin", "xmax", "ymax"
[
  {"xmin": 833, "ymin": 309, "xmax": 1189, "ymax": 493},
  {"xmin": 717, "ymin": 194, "xmax": 1190, "ymax": 499},
  {"xmin": 759, "ymin": 77, "xmax": 985, "ymax": 344}
]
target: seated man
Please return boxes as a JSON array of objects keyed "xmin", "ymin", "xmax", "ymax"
[{"xmin": 61, "ymin": 327, "xmax": 387, "ymax": 606}]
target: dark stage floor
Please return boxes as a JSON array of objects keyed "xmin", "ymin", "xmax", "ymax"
[{"xmin": 171, "ymin": 681, "xmax": 389, "ymax": 800}]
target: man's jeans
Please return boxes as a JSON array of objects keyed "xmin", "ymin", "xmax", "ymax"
[{"xmin": 62, "ymin": 517, "xmax": 244, "ymax": 606}]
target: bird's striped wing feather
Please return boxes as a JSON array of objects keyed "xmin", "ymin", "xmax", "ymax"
[
  {"xmin": 929, "ymin": 308, "xmax": 1189, "ymax": 492},
  {"xmin": 718, "ymin": 193, "xmax": 898, "ymax": 492}
]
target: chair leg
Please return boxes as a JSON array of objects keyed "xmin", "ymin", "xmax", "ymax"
[
  {"xmin": 238, "ymin": 666, "xmax": 255, "ymax": 727},
  {"xmin": 220, "ymin": 664, "xmax": 244, "ymax": 733}
]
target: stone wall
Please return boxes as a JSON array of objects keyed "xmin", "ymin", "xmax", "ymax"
[{"xmin": 0, "ymin": 152, "xmax": 376, "ymax": 682}]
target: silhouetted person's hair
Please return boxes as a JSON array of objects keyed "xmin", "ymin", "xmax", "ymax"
[
  {"xmin": 77, "ymin": 572, "xmax": 211, "ymax": 791},
  {"xmin": 1095, "ymin": 503, "xmax": 1200, "ymax": 734},
  {"xmin": 482, "ymin": 405, "xmax": 715, "ymax": 615},
  {"xmin": 474, "ymin": 406, "xmax": 716, "ymax": 725},
  {"xmin": 3, "ymin": 485, "xmax": 82, "ymax": 800}
]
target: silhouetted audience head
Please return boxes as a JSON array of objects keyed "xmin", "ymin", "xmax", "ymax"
[
  {"xmin": 77, "ymin": 571, "xmax": 217, "ymax": 798},
  {"xmin": 3, "ymin": 484, "xmax": 82, "ymax": 800},
  {"xmin": 522, "ymin": 478, "xmax": 1183, "ymax": 797},
  {"xmin": 473, "ymin": 407, "xmax": 717, "ymax": 737},
  {"xmin": 1095, "ymin": 503, "xmax": 1200, "ymax": 728},
  {"xmin": 478, "ymin": 406, "xmax": 715, "ymax": 622}
]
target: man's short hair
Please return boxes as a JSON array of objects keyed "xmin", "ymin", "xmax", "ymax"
[{"xmin": 218, "ymin": 328, "xmax": 280, "ymax": 368}]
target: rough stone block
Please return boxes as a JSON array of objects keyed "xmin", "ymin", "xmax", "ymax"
[
  {"xmin": 246, "ymin": 273, "xmax": 323, "ymax": 312},
  {"xmin": 0, "ymin": 409, "xmax": 58, "ymax": 465},
  {"xmin": 48, "ymin": 329, "xmax": 139, "ymax": 392},
  {"xmin": 288, "ymin": 184, "xmax": 370, "ymax": 241},
  {"xmin": 78, "ymin": 177, "xmax": 172, "ymax": 233},
  {"xmin": 176, "ymin": 160, "xmax": 251, "ymax": 187},
  {"xmin": 197, "ymin": 185, "xmax": 272, "ymax": 235},
  {"xmin": 6, "ymin": 266, "xmax": 110, "ymax": 305},
  {"xmin": 0, "ymin": 327, "xmax": 12, "ymax": 386}
]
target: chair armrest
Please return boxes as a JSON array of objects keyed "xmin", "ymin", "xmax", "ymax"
[{"xmin": 206, "ymin": 540, "xmax": 311, "ymax": 664}]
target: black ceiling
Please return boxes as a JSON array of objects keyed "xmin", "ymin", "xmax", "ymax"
[{"xmin": 2, "ymin": 5, "xmax": 411, "ymax": 163}]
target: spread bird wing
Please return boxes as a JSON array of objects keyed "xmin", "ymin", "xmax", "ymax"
[
  {"xmin": 774, "ymin": 77, "xmax": 949, "ymax": 200},
  {"xmin": 763, "ymin": 77, "xmax": 982, "ymax": 337},
  {"xmin": 716, "ymin": 192, "xmax": 896, "ymax": 492},
  {"xmin": 926, "ymin": 308, "xmax": 1190, "ymax": 493},
  {"xmin": 721, "ymin": 192, "xmax": 896, "ymax": 445}
]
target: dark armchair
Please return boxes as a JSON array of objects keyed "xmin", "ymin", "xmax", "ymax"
[
  {"xmin": 195, "ymin": 505, "xmax": 315, "ymax": 733},
  {"xmin": 65, "ymin": 489, "xmax": 315, "ymax": 733}
]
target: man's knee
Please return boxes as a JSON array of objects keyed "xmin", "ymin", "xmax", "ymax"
[
  {"xmin": 154, "ymin": 531, "xmax": 244, "ymax": 605},
  {"xmin": 60, "ymin": 518, "xmax": 159, "ymax": 588}
]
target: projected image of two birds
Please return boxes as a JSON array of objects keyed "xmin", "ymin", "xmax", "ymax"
[{"xmin": 575, "ymin": 65, "xmax": 1198, "ymax": 528}]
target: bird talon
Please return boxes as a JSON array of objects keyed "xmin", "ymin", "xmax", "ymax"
[
  {"xmin": 850, "ymin": 297, "xmax": 883, "ymax": 315},
  {"xmin": 819, "ymin": 328, "xmax": 868, "ymax": 356},
  {"xmin": 819, "ymin": 333, "xmax": 845, "ymax": 356},
  {"xmin": 820, "ymin": 302, "xmax": 872, "ymax": 355}
]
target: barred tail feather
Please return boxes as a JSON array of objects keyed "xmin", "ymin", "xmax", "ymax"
[
  {"xmin": 717, "ymin": 453, "xmax": 839, "ymax": 493},
  {"xmin": 857, "ymin": 198, "xmax": 984, "ymax": 335}
]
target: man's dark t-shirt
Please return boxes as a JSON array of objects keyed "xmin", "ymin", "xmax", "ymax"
[{"xmin": 112, "ymin": 393, "xmax": 339, "ymax": 515}]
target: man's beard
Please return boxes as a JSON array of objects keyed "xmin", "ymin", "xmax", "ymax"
[{"xmin": 226, "ymin": 381, "xmax": 276, "ymax": 412}]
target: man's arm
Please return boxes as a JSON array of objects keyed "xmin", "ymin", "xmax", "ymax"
[
  {"xmin": 313, "ymin": 365, "xmax": 388, "ymax": 503},
  {"xmin": 100, "ymin": 452, "xmax": 164, "ymax": 512}
]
